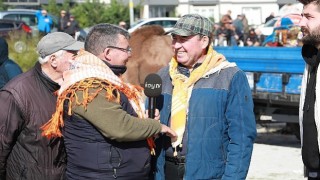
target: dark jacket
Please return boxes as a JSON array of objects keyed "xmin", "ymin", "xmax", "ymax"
[
  {"xmin": 64, "ymin": 20, "xmax": 80, "ymax": 36},
  {"xmin": 63, "ymin": 89, "xmax": 160, "ymax": 179},
  {"xmin": 63, "ymin": 63, "xmax": 161, "ymax": 179},
  {"xmin": 0, "ymin": 62, "xmax": 66, "ymax": 180},
  {"xmin": 0, "ymin": 37, "xmax": 22, "ymax": 88},
  {"xmin": 58, "ymin": 15, "xmax": 69, "ymax": 32}
]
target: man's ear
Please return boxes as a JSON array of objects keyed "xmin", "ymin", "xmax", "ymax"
[
  {"xmin": 49, "ymin": 55, "xmax": 58, "ymax": 68},
  {"xmin": 201, "ymin": 36, "xmax": 210, "ymax": 49},
  {"xmin": 103, "ymin": 48, "xmax": 112, "ymax": 61}
]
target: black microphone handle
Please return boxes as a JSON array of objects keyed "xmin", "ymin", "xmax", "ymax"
[{"xmin": 148, "ymin": 97, "xmax": 156, "ymax": 119}]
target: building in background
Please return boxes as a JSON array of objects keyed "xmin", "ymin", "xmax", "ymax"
[
  {"xmin": 3, "ymin": 0, "xmax": 299, "ymax": 26},
  {"xmin": 124, "ymin": 0, "xmax": 299, "ymax": 26}
]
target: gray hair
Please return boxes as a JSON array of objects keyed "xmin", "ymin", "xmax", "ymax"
[
  {"xmin": 38, "ymin": 50, "xmax": 65, "ymax": 64},
  {"xmin": 85, "ymin": 23, "xmax": 130, "ymax": 55}
]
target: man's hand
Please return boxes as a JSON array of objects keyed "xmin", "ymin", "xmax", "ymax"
[
  {"xmin": 145, "ymin": 109, "xmax": 160, "ymax": 120},
  {"xmin": 160, "ymin": 124, "xmax": 177, "ymax": 142}
]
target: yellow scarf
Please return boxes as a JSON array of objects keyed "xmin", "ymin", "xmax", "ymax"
[
  {"xmin": 169, "ymin": 47, "xmax": 226, "ymax": 156},
  {"xmin": 41, "ymin": 50, "xmax": 156, "ymax": 154}
]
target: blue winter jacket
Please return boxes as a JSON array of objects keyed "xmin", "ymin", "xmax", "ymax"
[
  {"xmin": 154, "ymin": 64, "xmax": 257, "ymax": 180},
  {"xmin": 35, "ymin": 10, "xmax": 53, "ymax": 33},
  {"xmin": 0, "ymin": 37, "xmax": 22, "ymax": 89}
]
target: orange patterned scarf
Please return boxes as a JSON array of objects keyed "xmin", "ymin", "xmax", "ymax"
[{"xmin": 41, "ymin": 50, "xmax": 156, "ymax": 154}]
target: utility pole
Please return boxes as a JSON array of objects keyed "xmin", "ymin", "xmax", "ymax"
[{"xmin": 129, "ymin": 0, "xmax": 134, "ymax": 27}]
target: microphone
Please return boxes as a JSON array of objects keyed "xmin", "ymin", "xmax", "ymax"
[{"xmin": 144, "ymin": 73, "xmax": 162, "ymax": 118}]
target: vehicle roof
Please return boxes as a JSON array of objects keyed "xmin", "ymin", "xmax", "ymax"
[
  {"xmin": 0, "ymin": 10, "xmax": 58, "ymax": 24},
  {"xmin": 0, "ymin": 19, "xmax": 25, "ymax": 23},
  {"xmin": 0, "ymin": 9, "xmax": 37, "ymax": 14},
  {"xmin": 128, "ymin": 17, "xmax": 179, "ymax": 33},
  {"xmin": 135, "ymin": 17, "xmax": 179, "ymax": 22},
  {"xmin": 7, "ymin": 9, "xmax": 37, "ymax": 12},
  {"xmin": 0, "ymin": 10, "xmax": 36, "ymax": 18},
  {"xmin": 140, "ymin": 17, "xmax": 179, "ymax": 20}
]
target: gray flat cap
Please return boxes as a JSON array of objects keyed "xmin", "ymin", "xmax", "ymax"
[{"xmin": 37, "ymin": 32, "xmax": 84, "ymax": 58}]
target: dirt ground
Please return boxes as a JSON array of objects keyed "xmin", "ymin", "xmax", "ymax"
[{"xmin": 247, "ymin": 123, "xmax": 306, "ymax": 180}]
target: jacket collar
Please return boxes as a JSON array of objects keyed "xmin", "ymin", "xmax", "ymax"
[
  {"xmin": 302, "ymin": 44, "xmax": 320, "ymax": 67},
  {"xmin": 34, "ymin": 62, "xmax": 60, "ymax": 93}
]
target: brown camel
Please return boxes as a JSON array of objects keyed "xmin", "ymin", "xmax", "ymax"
[{"xmin": 123, "ymin": 25, "xmax": 174, "ymax": 86}]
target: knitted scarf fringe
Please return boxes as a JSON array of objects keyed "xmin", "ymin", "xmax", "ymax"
[{"xmin": 41, "ymin": 77, "xmax": 156, "ymax": 154}]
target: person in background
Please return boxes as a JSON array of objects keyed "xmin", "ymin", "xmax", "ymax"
[
  {"xmin": 215, "ymin": 23, "xmax": 229, "ymax": 46},
  {"xmin": 64, "ymin": 14, "xmax": 80, "ymax": 38},
  {"xmin": 41, "ymin": 23, "xmax": 177, "ymax": 179},
  {"xmin": 0, "ymin": 32, "xmax": 84, "ymax": 179},
  {"xmin": 254, "ymin": 28, "xmax": 265, "ymax": 46},
  {"xmin": 265, "ymin": 12, "xmax": 275, "ymax": 23},
  {"xmin": 242, "ymin": 14, "xmax": 250, "ymax": 43},
  {"xmin": 245, "ymin": 28, "xmax": 261, "ymax": 46},
  {"xmin": 119, "ymin": 21, "xmax": 127, "ymax": 29},
  {"xmin": 216, "ymin": 15, "xmax": 237, "ymax": 46},
  {"xmin": 35, "ymin": 9, "xmax": 53, "ymax": 36},
  {"xmin": 233, "ymin": 14, "xmax": 244, "ymax": 44},
  {"xmin": 0, "ymin": 37, "xmax": 22, "ymax": 89},
  {"xmin": 58, "ymin": 10, "xmax": 68, "ymax": 32},
  {"xmin": 226, "ymin": 9, "xmax": 232, "ymax": 18},
  {"xmin": 212, "ymin": 22, "xmax": 221, "ymax": 46},
  {"xmin": 298, "ymin": 0, "xmax": 320, "ymax": 179},
  {"xmin": 154, "ymin": 13, "xmax": 257, "ymax": 179}
]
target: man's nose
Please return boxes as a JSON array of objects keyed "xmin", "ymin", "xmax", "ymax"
[
  {"xmin": 298, "ymin": 17, "xmax": 306, "ymax": 27},
  {"xmin": 172, "ymin": 41, "xmax": 182, "ymax": 49}
]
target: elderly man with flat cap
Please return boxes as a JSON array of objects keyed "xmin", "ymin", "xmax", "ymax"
[
  {"xmin": 0, "ymin": 32, "xmax": 83, "ymax": 180},
  {"xmin": 153, "ymin": 14, "xmax": 257, "ymax": 180}
]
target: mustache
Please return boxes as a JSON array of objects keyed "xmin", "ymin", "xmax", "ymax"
[{"xmin": 300, "ymin": 27, "xmax": 309, "ymax": 34}]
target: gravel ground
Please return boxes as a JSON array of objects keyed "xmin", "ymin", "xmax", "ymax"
[{"xmin": 247, "ymin": 123, "xmax": 306, "ymax": 180}]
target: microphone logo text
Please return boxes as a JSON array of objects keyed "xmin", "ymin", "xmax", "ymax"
[{"xmin": 145, "ymin": 83, "xmax": 161, "ymax": 89}]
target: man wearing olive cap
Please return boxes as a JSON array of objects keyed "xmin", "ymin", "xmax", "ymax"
[
  {"xmin": 0, "ymin": 32, "xmax": 83, "ymax": 179},
  {"xmin": 154, "ymin": 14, "xmax": 257, "ymax": 179}
]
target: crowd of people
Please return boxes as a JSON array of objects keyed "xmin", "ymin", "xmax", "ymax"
[
  {"xmin": 213, "ymin": 11, "xmax": 302, "ymax": 47},
  {"xmin": 213, "ymin": 12, "xmax": 261, "ymax": 47},
  {"xmin": 58, "ymin": 10, "xmax": 80, "ymax": 38},
  {"xmin": 35, "ymin": 9, "xmax": 80, "ymax": 38}
]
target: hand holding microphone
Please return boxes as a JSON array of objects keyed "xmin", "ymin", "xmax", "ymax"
[
  {"xmin": 144, "ymin": 73, "xmax": 177, "ymax": 141},
  {"xmin": 144, "ymin": 73, "xmax": 162, "ymax": 119},
  {"xmin": 145, "ymin": 109, "xmax": 160, "ymax": 121}
]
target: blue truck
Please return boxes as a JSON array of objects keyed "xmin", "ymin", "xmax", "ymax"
[{"xmin": 215, "ymin": 46, "xmax": 304, "ymax": 138}]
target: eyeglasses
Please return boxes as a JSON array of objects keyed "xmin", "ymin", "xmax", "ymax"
[{"xmin": 107, "ymin": 46, "xmax": 132, "ymax": 54}]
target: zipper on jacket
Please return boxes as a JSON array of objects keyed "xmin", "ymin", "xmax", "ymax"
[
  {"xmin": 184, "ymin": 115, "xmax": 189, "ymax": 179},
  {"xmin": 112, "ymin": 168, "xmax": 117, "ymax": 179}
]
